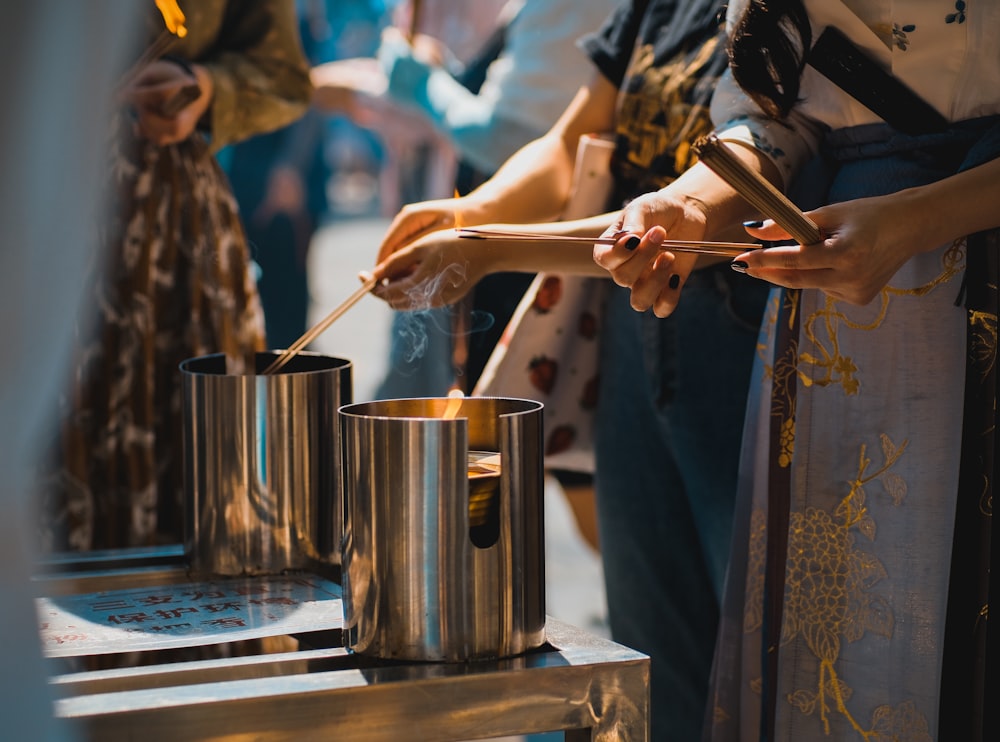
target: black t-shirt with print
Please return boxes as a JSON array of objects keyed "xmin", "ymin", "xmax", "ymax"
[{"xmin": 578, "ymin": 0, "xmax": 727, "ymax": 204}]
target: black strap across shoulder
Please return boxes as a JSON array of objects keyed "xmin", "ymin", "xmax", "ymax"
[{"xmin": 807, "ymin": 25, "xmax": 948, "ymax": 136}]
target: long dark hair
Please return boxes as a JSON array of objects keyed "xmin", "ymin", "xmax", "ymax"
[{"xmin": 728, "ymin": 0, "xmax": 812, "ymax": 119}]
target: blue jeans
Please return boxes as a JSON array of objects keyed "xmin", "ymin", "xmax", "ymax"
[{"xmin": 594, "ymin": 265, "xmax": 768, "ymax": 741}]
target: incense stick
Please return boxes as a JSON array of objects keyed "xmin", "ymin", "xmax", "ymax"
[
  {"xmin": 262, "ymin": 276, "xmax": 378, "ymax": 375},
  {"xmin": 455, "ymin": 228, "xmax": 756, "ymax": 257},
  {"xmin": 692, "ymin": 133, "xmax": 823, "ymax": 245},
  {"xmin": 442, "ymin": 390, "xmax": 464, "ymax": 420},
  {"xmin": 117, "ymin": 30, "xmax": 177, "ymax": 95},
  {"xmin": 407, "ymin": 0, "xmax": 422, "ymax": 42},
  {"xmin": 159, "ymin": 83, "xmax": 201, "ymax": 116}
]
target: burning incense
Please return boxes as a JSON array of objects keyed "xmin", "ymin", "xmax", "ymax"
[
  {"xmin": 117, "ymin": 32, "xmax": 177, "ymax": 94},
  {"xmin": 118, "ymin": 1, "xmax": 189, "ymax": 94},
  {"xmin": 692, "ymin": 133, "xmax": 823, "ymax": 245},
  {"xmin": 438, "ymin": 391, "xmax": 501, "ymax": 528},
  {"xmin": 262, "ymin": 275, "xmax": 378, "ymax": 375},
  {"xmin": 155, "ymin": 0, "xmax": 188, "ymax": 36},
  {"xmin": 455, "ymin": 227, "xmax": 756, "ymax": 258},
  {"xmin": 442, "ymin": 389, "xmax": 465, "ymax": 420}
]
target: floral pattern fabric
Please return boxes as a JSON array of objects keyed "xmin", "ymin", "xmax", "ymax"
[
  {"xmin": 703, "ymin": 1, "xmax": 1000, "ymax": 732},
  {"xmin": 706, "ymin": 171, "xmax": 994, "ymax": 740},
  {"xmin": 37, "ymin": 0, "xmax": 311, "ymax": 551}
]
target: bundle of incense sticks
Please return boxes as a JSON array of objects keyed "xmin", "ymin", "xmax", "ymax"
[
  {"xmin": 262, "ymin": 275, "xmax": 378, "ymax": 375},
  {"xmin": 692, "ymin": 133, "xmax": 824, "ymax": 245},
  {"xmin": 159, "ymin": 83, "xmax": 201, "ymax": 116},
  {"xmin": 455, "ymin": 227, "xmax": 755, "ymax": 258},
  {"xmin": 117, "ymin": 30, "xmax": 178, "ymax": 95}
]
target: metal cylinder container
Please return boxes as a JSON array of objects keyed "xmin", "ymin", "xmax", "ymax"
[
  {"xmin": 180, "ymin": 351, "xmax": 352, "ymax": 576},
  {"xmin": 340, "ymin": 396, "xmax": 545, "ymax": 662}
]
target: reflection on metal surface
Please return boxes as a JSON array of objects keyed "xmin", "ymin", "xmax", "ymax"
[
  {"xmin": 340, "ymin": 397, "xmax": 546, "ymax": 662},
  {"xmin": 468, "ymin": 449, "xmax": 501, "ymax": 530},
  {"xmin": 40, "ymin": 553, "xmax": 650, "ymax": 740},
  {"xmin": 52, "ymin": 619, "xmax": 649, "ymax": 741},
  {"xmin": 180, "ymin": 351, "xmax": 352, "ymax": 576}
]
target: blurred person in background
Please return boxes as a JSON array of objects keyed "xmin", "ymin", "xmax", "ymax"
[
  {"xmin": 314, "ymin": 0, "xmax": 615, "ymax": 400},
  {"xmin": 312, "ymin": 0, "xmax": 508, "ymax": 215},
  {"xmin": 1, "ymin": 2, "xmax": 138, "ymax": 739},
  {"xmin": 221, "ymin": 0, "xmax": 392, "ymax": 349},
  {"xmin": 37, "ymin": 0, "xmax": 312, "ymax": 553}
]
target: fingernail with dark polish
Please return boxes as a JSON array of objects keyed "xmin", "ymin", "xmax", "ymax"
[
  {"xmin": 731, "ymin": 261, "xmax": 748, "ymax": 273},
  {"xmin": 668, "ymin": 273, "xmax": 680, "ymax": 289},
  {"xmin": 742, "ymin": 220, "xmax": 764, "ymax": 229},
  {"xmin": 624, "ymin": 236, "xmax": 641, "ymax": 251}
]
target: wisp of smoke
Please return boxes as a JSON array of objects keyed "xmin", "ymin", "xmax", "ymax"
[{"xmin": 393, "ymin": 261, "xmax": 496, "ymax": 365}]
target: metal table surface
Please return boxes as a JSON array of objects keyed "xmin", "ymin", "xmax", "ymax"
[{"xmin": 35, "ymin": 547, "xmax": 650, "ymax": 741}]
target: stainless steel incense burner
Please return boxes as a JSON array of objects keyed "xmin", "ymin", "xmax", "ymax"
[
  {"xmin": 180, "ymin": 351, "xmax": 352, "ymax": 576},
  {"xmin": 339, "ymin": 396, "xmax": 545, "ymax": 662}
]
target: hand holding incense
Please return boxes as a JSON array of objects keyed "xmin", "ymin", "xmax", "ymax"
[
  {"xmin": 455, "ymin": 227, "xmax": 756, "ymax": 258},
  {"xmin": 118, "ymin": 0, "xmax": 189, "ymax": 95}
]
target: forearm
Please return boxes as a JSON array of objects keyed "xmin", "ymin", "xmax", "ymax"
[
  {"xmin": 907, "ymin": 157, "xmax": 1000, "ymax": 247},
  {"xmin": 200, "ymin": 0, "xmax": 312, "ymax": 149},
  {"xmin": 411, "ymin": 69, "xmax": 544, "ymax": 173},
  {"xmin": 462, "ymin": 77, "xmax": 618, "ymax": 226},
  {"xmin": 471, "ymin": 213, "xmax": 623, "ymax": 276},
  {"xmin": 460, "ymin": 134, "xmax": 578, "ymax": 224},
  {"xmin": 457, "ymin": 211, "xmax": 732, "ymax": 278}
]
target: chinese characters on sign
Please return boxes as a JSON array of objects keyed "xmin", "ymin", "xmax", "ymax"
[{"xmin": 38, "ymin": 575, "xmax": 342, "ymax": 657}]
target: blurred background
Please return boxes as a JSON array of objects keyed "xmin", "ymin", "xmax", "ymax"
[{"xmin": 217, "ymin": 0, "xmax": 610, "ymax": 648}]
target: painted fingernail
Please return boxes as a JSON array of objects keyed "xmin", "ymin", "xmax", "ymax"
[
  {"xmin": 731, "ymin": 261, "xmax": 748, "ymax": 273},
  {"xmin": 742, "ymin": 220, "xmax": 764, "ymax": 229},
  {"xmin": 668, "ymin": 273, "xmax": 681, "ymax": 289},
  {"xmin": 624, "ymin": 236, "xmax": 641, "ymax": 251}
]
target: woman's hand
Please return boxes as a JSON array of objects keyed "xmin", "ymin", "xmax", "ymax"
[
  {"xmin": 375, "ymin": 197, "xmax": 472, "ymax": 264},
  {"xmin": 592, "ymin": 188, "xmax": 708, "ymax": 317},
  {"xmin": 124, "ymin": 58, "xmax": 213, "ymax": 145},
  {"xmin": 735, "ymin": 190, "xmax": 930, "ymax": 305},
  {"xmin": 371, "ymin": 228, "xmax": 496, "ymax": 310}
]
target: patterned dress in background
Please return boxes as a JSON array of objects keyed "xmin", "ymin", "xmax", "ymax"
[
  {"xmin": 38, "ymin": 0, "xmax": 312, "ymax": 552},
  {"xmin": 40, "ymin": 121, "xmax": 265, "ymax": 552}
]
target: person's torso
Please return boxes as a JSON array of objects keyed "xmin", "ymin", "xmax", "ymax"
[{"xmin": 610, "ymin": 0, "xmax": 727, "ymax": 202}]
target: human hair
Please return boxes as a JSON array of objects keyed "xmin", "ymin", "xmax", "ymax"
[{"xmin": 728, "ymin": 0, "xmax": 812, "ymax": 119}]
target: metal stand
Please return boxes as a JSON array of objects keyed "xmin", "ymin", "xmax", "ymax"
[{"xmin": 36, "ymin": 547, "xmax": 649, "ymax": 741}]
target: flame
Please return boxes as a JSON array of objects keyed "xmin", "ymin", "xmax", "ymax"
[
  {"xmin": 155, "ymin": 0, "xmax": 188, "ymax": 37},
  {"xmin": 442, "ymin": 388, "xmax": 464, "ymax": 420},
  {"xmin": 452, "ymin": 189, "xmax": 462, "ymax": 230}
]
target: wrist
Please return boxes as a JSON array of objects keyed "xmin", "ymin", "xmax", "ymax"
[
  {"xmin": 457, "ymin": 196, "xmax": 494, "ymax": 227},
  {"xmin": 909, "ymin": 161, "xmax": 1000, "ymax": 247},
  {"xmin": 889, "ymin": 185, "xmax": 951, "ymax": 257}
]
